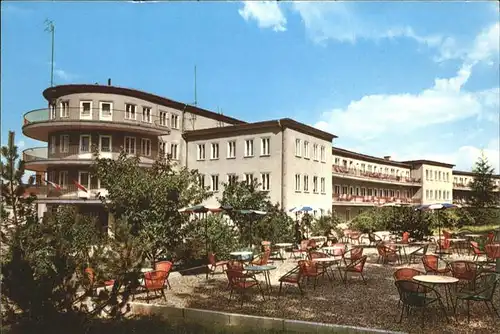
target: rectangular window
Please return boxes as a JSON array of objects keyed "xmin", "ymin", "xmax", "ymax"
[
  {"xmin": 99, "ymin": 135, "xmax": 111, "ymax": 153},
  {"xmin": 80, "ymin": 101, "xmax": 92, "ymax": 117},
  {"xmin": 320, "ymin": 146, "xmax": 326, "ymax": 162},
  {"xmin": 78, "ymin": 171, "xmax": 91, "ymax": 189},
  {"xmin": 260, "ymin": 138, "xmax": 270, "ymax": 156},
  {"xmin": 125, "ymin": 104, "xmax": 136, "ymax": 120},
  {"xmin": 244, "ymin": 173, "xmax": 253, "ymax": 185},
  {"xmin": 425, "ymin": 189, "xmax": 429, "ymax": 199},
  {"xmin": 50, "ymin": 135, "xmax": 56, "ymax": 154},
  {"xmin": 303, "ymin": 175, "xmax": 309, "ymax": 192},
  {"xmin": 58, "ymin": 171, "xmax": 68, "ymax": 188},
  {"xmin": 159, "ymin": 141, "xmax": 167, "ymax": 157},
  {"xmin": 244, "ymin": 139, "xmax": 254, "ymax": 157},
  {"xmin": 227, "ymin": 174, "xmax": 237, "ymax": 185},
  {"xmin": 303, "ymin": 141, "xmax": 310, "ymax": 159},
  {"xmin": 313, "ymin": 176, "xmax": 318, "ymax": 193},
  {"xmin": 261, "ymin": 173, "xmax": 270, "ymax": 191},
  {"xmin": 142, "ymin": 107, "xmax": 152, "ymax": 123},
  {"xmin": 198, "ymin": 175, "xmax": 205, "ymax": 188},
  {"xmin": 320, "ymin": 177, "xmax": 326, "ymax": 193},
  {"xmin": 227, "ymin": 141, "xmax": 236, "ymax": 158},
  {"xmin": 60, "ymin": 135, "xmax": 69, "ymax": 153},
  {"xmin": 313, "ymin": 144, "xmax": 318, "ymax": 161},
  {"xmin": 60, "ymin": 101, "xmax": 69, "ymax": 118},
  {"xmin": 49, "ymin": 104, "xmax": 56, "ymax": 120},
  {"xmin": 295, "ymin": 139, "xmax": 301, "ymax": 157},
  {"xmin": 342, "ymin": 186, "xmax": 348, "ymax": 195},
  {"xmin": 334, "ymin": 185, "xmax": 340, "ymax": 194},
  {"xmin": 141, "ymin": 138, "xmax": 151, "ymax": 156},
  {"xmin": 124, "ymin": 136, "xmax": 136, "ymax": 155},
  {"xmin": 295, "ymin": 174, "xmax": 301, "ymax": 192},
  {"xmin": 170, "ymin": 143, "xmax": 178, "ymax": 160},
  {"xmin": 211, "ymin": 143, "xmax": 219, "ymax": 159},
  {"xmin": 211, "ymin": 175, "xmax": 219, "ymax": 192},
  {"xmin": 170, "ymin": 114, "xmax": 179, "ymax": 129},
  {"xmin": 197, "ymin": 144, "xmax": 206, "ymax": 160},
  {"xmin": 361, "ymin": 188, "xmax": 366, "ymax": 196},
  {"xmin": 159, "ymin": 111, "xmax": 168, "ymax": 127},
  {"xmin": 100, "ymin": 102, "xmax": 112, "ymax": 118},
  {"xmin": 79, "ymin": 135, "xmax": 91, "ymax": 153}
]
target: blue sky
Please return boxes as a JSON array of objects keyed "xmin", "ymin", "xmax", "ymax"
[{"xmin": 2, "ymin": 1, "xmax": 499, "ymax": 172}]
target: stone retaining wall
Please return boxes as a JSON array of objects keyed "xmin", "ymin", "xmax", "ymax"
[{"xmin": 131, "ymin": 302, "xmax": 407, "ymax": 334}]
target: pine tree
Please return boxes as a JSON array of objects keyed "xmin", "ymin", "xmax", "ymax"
[{"xmin": 467, "ymin": 152, "xmax": 498, "ymax": 208}]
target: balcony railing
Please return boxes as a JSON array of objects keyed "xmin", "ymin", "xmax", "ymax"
[
  {"xmin": 332, "ymin": 165, "xmax": 421, "ymax": 185},
  {"xmin": 453, "ymin": 182, "xmax": 471, "ymax": 188},
  {"xmin": 23, "ymin": 145, "xmax": 156, "ymax": 163},
  {"xmin": 23, "ymin": 107, "xmax": 172, "ymax": 131},
  {"xmin": 332, "ymin": 194, "xmax": 417, "ymax": 205},
  {"xmin": 26, "ymin": 183, "xmax": 105, "ymax": 199}
]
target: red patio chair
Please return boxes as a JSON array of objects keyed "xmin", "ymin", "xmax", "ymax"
[
  {"xmin": 84, "ymin": 267, "xmax": 115, "ymax": 296},
  {"xmin": 401, "ymin": 232, "xmax": 410, "ymax": 244},
  {"xmin": 251, "ymin": 250, "xmax": 271, "ymax": 265},
  {"xmin": 226, "ymin": 269, "xmax": 265, "ymax": 306},
  {"xmin": 207, "ymin": 253, "xmax": 228, "ymax": 276},
  {"xmin": 278, "ymin": 265, "xmax": 304, "ymax": 296},
  {"xmin": 449, "ymin": 261, "xmax": 478, "ymax": 289},
  {"xmin": 470, "ymin": 241, "xmax": 486, "ymax": 261},
  {"xmin": 142, "ymin": 270, "xmax": 168, "ymax": 303},
  {"xmin": 408, "ymin": 244, "xmax": 429, "ymax": 264},
  {"xmin": 227, "ymin": 260, "xmax": 244, "ymax": 271},
  {"xmin": 298, "ymin": 260, "xmax": 326, "ymax": 290},
  {"xmin": 342, "ymin": 246, "xmax": 363, "ymax": 266},
  {"xmin": 485, "ymin": 243, "xmax": 500, "ymax": 262},
  {"xmin": 290, "ymin": 240, "xmax": 309, "ymax": 259},
  {"xmin": 331, "ymin": 243, "xmax": 346, "ymax": 258},
  {"xmin": 393, "ymin": 268, "xmax": 424, "ymax": 282},
  {"xmin": 338, "ymin": 255, "xmax": 367, "ymax": 285},
  {"xmin": 154, "ymin": 260, "xmax": 173, "ymax": 289},
  {"xmin": 422, "ymin": 255, "xmax": 450, "ymax": 275},
  {"xmin": 349, "ymin": 231, "xmax": 361, "ymax": 245},
  {"xmin": 486, "ymin": 232, "xmax": 495, "ymax": 244},
  {"xmin": 376, "ymin": 243, "xmax": 399, "ymax": 264}
]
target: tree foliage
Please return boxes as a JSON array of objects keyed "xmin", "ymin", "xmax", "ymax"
[
  {"xmin": 91, "ymin": 152, "xmax": 209, "ymax": 264},
  {"xmin": 468, "ymin": 153, "xmax": 499, "ymax": 208}
]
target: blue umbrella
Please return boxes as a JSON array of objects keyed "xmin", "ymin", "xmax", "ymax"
[{"xmin": 289, "ymin": 205, "xmax": 316, "ymax": 213}]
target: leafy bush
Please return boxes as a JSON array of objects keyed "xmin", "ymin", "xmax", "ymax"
[
  {"xmin": 390, "ymin": 207, "xmax": 433, "ymax": 241},
  {"xmin": 253, "ymin": 204, "xmax": 294, "ymax": 245},
  {"xmin": 311, "ymin": 213, "xmax": 343, "ymax": 237},
  {"xmin": 464, "ymin": 207, "xmax": 500, "ymax": 227},
  {"xmin": 349, "ymin": 208, "xmax": 392, "ymax": 233}
]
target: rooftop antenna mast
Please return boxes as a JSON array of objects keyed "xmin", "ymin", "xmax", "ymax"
[
  {"xmin": 194, "ymin": 65, "xmax": 198, "ymax": 106},
  {"xmin": 44, "ymin": 19, "xmax": 55, "ymax": 87}
]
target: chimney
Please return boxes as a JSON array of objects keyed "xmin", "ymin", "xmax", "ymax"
[
  {"xmin": 107, "ymin": 78, "xmax": 112, "ymax": 86},
  {"xmin": 384, "ymin": 155, "xmax": 391, "ymax": 161}
]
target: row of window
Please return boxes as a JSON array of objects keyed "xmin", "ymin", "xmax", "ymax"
[
  {"xmin": 197, "ymin": 138, "xmax": 270, "ymax": 160},
  {"xmin": 333, "ymin": 157, "xmax": 411, "ymax": 178},
  {"xmin": 49, "ymin": 170, "xmax": 95, "ymax": 189},
  {"xmin": 295, "ymin": 139, "xmax": 327, "ymax": 162},
  {"xmin": 48, "ymin": 101, "xmax": 180, "ymax": 129},
  {"xmin": 425, "ymin": 170, "xmax": 450, "ymax": 183},
  {"xmin": 49, "ymin": 134, "xmax": 157, "ymax": 157},
  {"xmin": 294, "ymin": 175, "xmax": 327, "ymax": 194},
  {"xmin": 199, "ymin": 173, "xmax": 271, "ymax": 192},
  {"xmin": 425, "ymin": 189, "xmax": 451, "ymax": 201},
  {"xmin": 333, "ymin": 185, "xmax": 412, "ymax": 198}
]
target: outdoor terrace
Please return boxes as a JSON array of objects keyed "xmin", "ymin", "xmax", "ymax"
[{"xmin": 332, "ymin": 165, "xmax": 421, "ymax": 186}]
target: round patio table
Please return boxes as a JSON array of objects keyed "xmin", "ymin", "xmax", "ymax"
[
  {"xmin": 464, "ymin": 234, "xmax": 483, "ymax": 238},
  {"xmin": 245, "ymin": 265, "xmax": 277, "ymax": 293},
  {"xmin": 275, "ymin": 243, "xmax": 293, "ymax": 259},
  {"xmin": 413, "ymin": 275, "xmax": 459, "ymax": 309}
]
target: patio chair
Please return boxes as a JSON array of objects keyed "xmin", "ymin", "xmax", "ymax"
[
  {"xmin": 486, "ymin": 232, "xmax": 495, "ymax": 244},
  {"xmin": 366, "ymin": 231, "xmax": 383, "ymax": 246},
  {"xmin": 261, "ymin": 240, "xmax": 283, "ymax": 262},
  {"xmin": 290, "ymin": 240, "xmax": 309, "ymax": 259},
  {"xmin": 227, "ymin": 260, "xmax": 244, "ymax": 271},
  {"xmin": 449, "ymin": 261, "xmax": 478, "ymax": 289},
  {"xmin": 298, "ymin": 260, "xmax": 326, "ymax": 290},
  {"xmin": 226, "ymin": 269, "xmax": 265, "ymax": 306},
  {"xmin": 331, "ymin": 243, "xmax": 347, "ymax": 258},
  {"xmin": 308, "ymin": 250, "xmax": 329, "ymax": 260},
  {"xmin": 393, "ymin": 268, "xmax": 424, "ymax": 281},
  {"xmin": 342, "ymin": 246, "xmax": 363, "ymax": 266},
  {"xmin": 278, "ymin": 265, "xmax": 304, "ymax": 296},
  {"xmin": 349, "ymin": 231, "xmax": 361, "ymax": 245},
  {"xmin": 207, "ymin": 253, "xmax": 228, "ymax": 277},
  {"xmin": 408, "ymin": 244, "xmax": 429, "ymax": 264},
  {"xmin": 454, "ymin": 273, "xmax": 499, "ymax": 322},
  {"xmin": 470, "ymin": 241, "xmax": 486, "ymax": 261},
  {"xmin": 251, "ymin": 250, "xmax": 271, "ymax": 266},
  {"xmin": 83, "ymin": 267, "xmax": 115, "ymax": 296},
  {"xmin": 485, "ymin": 243, "xmax": 500, "ymax": 262},
  {"xmin": 376, "ymin": 243, "xmax": 399, "ymax": 264},
  {"xmin": 338, "ymin": 255, "xmax": 367, "ymax": 285},
  {"xmin": 394, "ymin": 280, "xmax": 448, "ymax": 328},
  {"xmin": 422, "ymin": 255, "xmax": 450, "ymax": 275},
  {"xmin": 141, "ymin": 270, "xmax": 168, "ymax": 303},
  {"xmin": 154, "ymin": 261, "xmax": 173, "ymax": 289}
]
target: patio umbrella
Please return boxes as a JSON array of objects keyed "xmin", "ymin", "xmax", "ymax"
[
  {"xmin": 289, "ymin": 206, "xmax": 317, "ymax": 241},
  {"xmin": 415, "ymin": 203, "xmax": 461, "ymax": 249}
]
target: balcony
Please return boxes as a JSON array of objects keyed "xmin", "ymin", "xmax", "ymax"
[
  {"xmin": 453, "ymin": 182, "xmax": 472, "ymax": 190},
  {"xmin": 23, "ymin": 146, "xmax": 155, "ymax": 172},
  {"xmin": 332, "ymin": 165, "xmax": 421, "ymax": 186},
  {"xmin": 22, "ymin": 107, "xmax": 170, "ymax": 141},
  {"xmin": 26, "ymin": 183, "xmax": 106, "ymax": 203},
  {"xmin": 332, "ymin": 194, "xmax": 418, "ymax": 206}
]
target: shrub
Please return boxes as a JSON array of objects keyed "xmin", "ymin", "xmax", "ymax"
[
  {"xmin": 253, "ymin": 205, "xmax": 294, "ymax": 245},
  {"xmin": 390, "ymin": 207, "xmax": 432, "ymax": 241},
  {"xmin": 311, "ymin": 212, "xmax": 343, "ymax": 237}
]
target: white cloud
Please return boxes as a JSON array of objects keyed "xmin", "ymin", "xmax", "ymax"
[
  {"xmin": 238, "ymin": 1, "xmax": 287, "ymax": 32},
  {"xmin": 313, "ymin": 20, "xmax": 500, "ymax": 173},
  {"xmin": 54, "ymin": 68, "xmax": 73, "ymax": 81},
  {"xmin": 291, "ymin": 2, "xmax": 444, "ymax": 48},
  {"xmin": 16, "ymin": 140, "xmax": 25, "ymax": 149}
]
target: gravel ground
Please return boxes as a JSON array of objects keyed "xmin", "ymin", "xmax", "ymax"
[{"xmin": 134, "ymin": 246, "xmax": 500, "ymax": 334}]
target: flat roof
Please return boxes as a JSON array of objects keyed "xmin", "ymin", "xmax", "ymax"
[
  {"xmin": 453, "ymin": 170, "xmax": 500, "ymax": 178},
  {"xmin": 332, "ymin": 147, "xmax": 411, "ymax": 168},
  {"xmin": 182, "ymin": 118, "xmax": 337, "ymax": 142},
  {"xmin": 42, "ymin": 84, "xmax": 246, "ymax": 126},
  {"xmin": 401, "ymin": 159, "xmax": 455, "ymax": 169}
]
